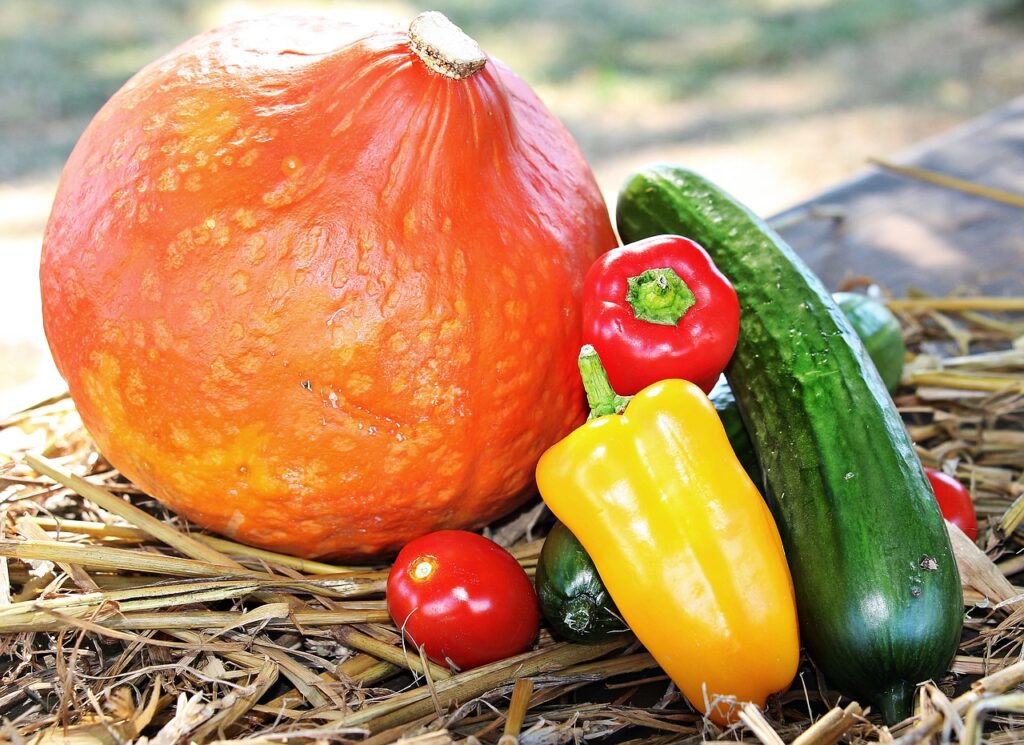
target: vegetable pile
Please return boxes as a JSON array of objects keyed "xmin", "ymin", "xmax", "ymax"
[
  {"xmin": 5, "ymin": 7, "xmax": 1024, "ymax": 744},
  {"xmin": 617, "ymin": 164, "xmax": 962, "ymax": 724},
  {"xmin": 2, "ymin": 282, "xmax": 1023, "ymax": 743}
]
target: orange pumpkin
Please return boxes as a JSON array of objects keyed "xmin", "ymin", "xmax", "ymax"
[{"xmin": 40, "ymin": 12, "xmax": 615, "ymax": 560}]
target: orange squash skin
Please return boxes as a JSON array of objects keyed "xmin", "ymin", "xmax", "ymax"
[{"xmin": 40, "ymin": 15, "xmax": 616, "ymax": 560}]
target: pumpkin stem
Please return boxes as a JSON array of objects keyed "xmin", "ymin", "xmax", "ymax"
[{"xmin": 409, "ymin": 11, "xmax": 487, "ymax": 80}]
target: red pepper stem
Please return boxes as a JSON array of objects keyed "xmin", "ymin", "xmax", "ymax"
[
  {"xmin": 578, "ymin": 345, "xmax": 631, "ymax": 419},
  {"xmin": 626, "ymin": 267, "xmax": 695, "ymax": 326}
]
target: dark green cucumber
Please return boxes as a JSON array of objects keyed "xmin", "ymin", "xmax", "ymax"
[
  {"xmin": 833, "ymin": 292, "xmax": 906, "ymax": 394},
  {"xmin": 535, "ymin": 521, "xmax": 627, "ymax": 643},
  {"xmin": 616, "ymin": 164, "xmax": 961, "ymax": 724},
  {"xmin": 713, "ymin": 293, "xmax": 906, "ymax": 489}
]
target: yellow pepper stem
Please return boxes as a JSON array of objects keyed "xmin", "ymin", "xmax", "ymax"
[{"xmin": 578, "ymin": 345, "xmax": 631, "ymax": 419}]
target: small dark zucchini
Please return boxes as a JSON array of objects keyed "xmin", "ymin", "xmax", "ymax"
[
  {"xmin": 535, "ymin": 521, "xmax": 627, "ymax": 643},
  {"xmin": 709, "ymin": 376, "xmax": 761, "ymax": 487}
]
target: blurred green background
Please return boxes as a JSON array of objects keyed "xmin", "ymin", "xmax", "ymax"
[
  {"xmin": 1, "ymin": 0, "xmax": 1023, "ymax": 408},
  {"xmin": 4, "ymin": 0, "xmax": 1024, "ymax": 193}
]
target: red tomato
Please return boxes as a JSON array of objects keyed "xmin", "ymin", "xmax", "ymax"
[
  {"xmin": 925, "ymin": 468, "xmax": 978, "ymax": 541},
  {"xmin": 386, "ymin": 530, "xmax": 540, "ymax": 670}
]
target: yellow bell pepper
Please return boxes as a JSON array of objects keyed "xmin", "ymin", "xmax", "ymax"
[{"xmin": 536, "ymin": 346, "xmax": 799, "ymax": 724}]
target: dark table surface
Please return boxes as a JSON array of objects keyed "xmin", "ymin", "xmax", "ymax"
[{"xmin": 774, "ymin": 96, "xmax": 1024, "ymax": 297}]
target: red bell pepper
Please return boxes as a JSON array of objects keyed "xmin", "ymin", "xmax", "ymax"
[{"xmin": 582, "ymin": 234, "xmax": 740, "ymax": 394}]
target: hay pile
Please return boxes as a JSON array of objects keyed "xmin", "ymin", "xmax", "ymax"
[{"xmin": 0, "ymin": 294, "xmax": 1022, "ymax": 744}]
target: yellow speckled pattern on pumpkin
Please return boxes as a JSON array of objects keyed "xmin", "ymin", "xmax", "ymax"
[{"xmin": 40, "ymin": 14, "xmax": 616, "ymax": 560}]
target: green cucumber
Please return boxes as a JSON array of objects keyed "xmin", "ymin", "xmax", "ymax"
[
  {"xmin": 616, "ymin": 164, "xmax": 961, "ymax": 724},
  {"xmin": 713, "ymin": 293, "xmax": 906, "ymax": 490},
  {"xmin": 535, "ymin": 521, "xmax": 627, "ymax": 643},
  {"xmin": 833, "ymin": 292, "xmax": 905, "ymax": 393}
]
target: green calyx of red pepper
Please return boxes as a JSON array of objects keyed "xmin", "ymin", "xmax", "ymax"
[
  {"xmin": 580, "ymin": 235, "xmax": 740, "ymax": 396},
  {"xmin": 625, "ymin": 267, "xmax": 695, "ymax": 326},
  {"xmin": 578, "ymin": 345, "xmax": 632, "ymax": 419}
]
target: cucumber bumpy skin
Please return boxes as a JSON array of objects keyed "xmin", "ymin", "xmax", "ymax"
[
  {"xmin": 616, "ymin": 164, "xmax": 962, "ymax": 724},
  {"xmin": 712, "ymin": 290, "xmax": 907, "ymax": 489}
]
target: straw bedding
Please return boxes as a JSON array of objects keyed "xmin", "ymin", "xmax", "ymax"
[{"xmin": 0, "ymin": 294, "xmax": 1022, "ymax": 744}]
